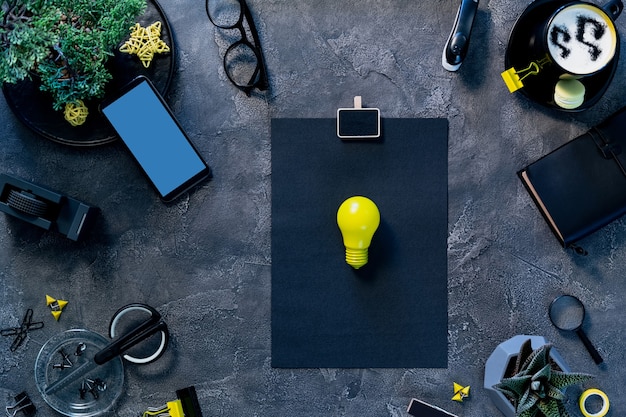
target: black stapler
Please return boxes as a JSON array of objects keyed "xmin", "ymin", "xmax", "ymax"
[
  {"xmin": 442, "ymin": 0, "xmax": 479, "ymax": 71},
  {"xmin": 0, "ymin": 174, "xmax": 97, "ymax": 241}
]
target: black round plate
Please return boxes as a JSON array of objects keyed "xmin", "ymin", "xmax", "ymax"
[
  {"xmin": 2, "ymin": 0, "xmax": 175, "ymax": 146},
  {"xmin": 505, "ymin": 0, "xmax": 619, "ymax": 111}
]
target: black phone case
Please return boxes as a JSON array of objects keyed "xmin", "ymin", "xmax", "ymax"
[
  {"xmin": 101, "ymin": 75, "xmax": 211, "ymax": 202},
  {"xmin": 407, "ymin": 399, "xmax": 458, "ymax": 417}
]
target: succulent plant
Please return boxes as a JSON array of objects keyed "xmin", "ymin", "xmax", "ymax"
[{"xmin": 493, "ymin": 339, "xmax": 593, "ymax": 417}]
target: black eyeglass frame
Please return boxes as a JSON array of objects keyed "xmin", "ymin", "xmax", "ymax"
[{"xmin": 206, "ymin": 0, "xmax": 269, "ymax": 96}]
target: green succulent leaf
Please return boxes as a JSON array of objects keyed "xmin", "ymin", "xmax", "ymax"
[
  {"xmin": 494, "ymin": 375, "xmax": 533, "ymax": 398},
  {"xmin": 549, "ymin": 370, "xmax": 594, "ymax": 390},
  {"xmin": 531, "ymin": 363, "xmax": 552, "ymax": 384},
  {"xmin": 522, "ymin": 344, "xmax": 551, "ymax": 374},
  {"xmin": 513, "ymin": 339, "xmax": 534, "ymax": 374},
  {"xmin": 536, "ymin": 399, "xmax": 568, "ymax": 417},
  {"xmin": 544, "ymin": 384, "xmax": 567, "ymax": 402},
  {"xmin": 516, "ymin": 388, "xmax": 539, "ymax": 415},
  {"xmin": 518, "ymin": 409, "xmax": 538, "ymax": 417}
]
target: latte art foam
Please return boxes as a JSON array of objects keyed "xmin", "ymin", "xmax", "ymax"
[{"xmin": 547, "ymin": 4, "xmax": 617, "ymax": 75}]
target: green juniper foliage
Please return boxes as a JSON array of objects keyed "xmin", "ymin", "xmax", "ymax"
[
  {"xmin": 0, "ymin": 0, "xmax": 146, "ymax": 110},
  {"xmin": 493, "ymin": 339, "xmax": 593, "ymax": 417}
]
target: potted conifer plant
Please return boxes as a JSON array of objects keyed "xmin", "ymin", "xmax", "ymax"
[
  {"xmin": 0, "ymin": 0, "xmax": 146, "ymax": 124},
  {"xmin": 485, "ymin": 335, "xmax": 593, "ymax": 417}
]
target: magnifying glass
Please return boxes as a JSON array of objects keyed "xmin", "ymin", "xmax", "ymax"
[{"xmin": 549, "ymin": 295, "xmax": 603, "ymax": 365}]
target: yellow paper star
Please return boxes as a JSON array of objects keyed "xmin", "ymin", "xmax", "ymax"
[
  {"xmin": 46, "ymin": 294, "xmax": 68, "ymax": 321},
  {"xmin": 452, "ymin": 382, "xmax": 470, "ymax": 402},
  {"xmin": 120, "ymin": 21, "xmax": 170, "ymax": 68}
]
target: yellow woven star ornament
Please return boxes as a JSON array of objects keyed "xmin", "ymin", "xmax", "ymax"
[
  {"xmin": 120, "ymin": 21, "xmax": 170, "ymax": 68},
  {"xmin": 63, "ymin": 100, "xmax": 89, "ymax": 126}
]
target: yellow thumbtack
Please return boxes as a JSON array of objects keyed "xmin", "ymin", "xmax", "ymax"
[
  {"xmin": 452, "ymin": 382, "xmax": 470, "ymax": 402},
  {"xmin": 46, "ymin": 295, "xmax": 68, "ymax": 321}
]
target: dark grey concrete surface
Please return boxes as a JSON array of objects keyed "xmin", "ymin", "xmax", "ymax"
[{"xmin": 2, "ymin": 0, "xmax": 626, "ymax": 416}]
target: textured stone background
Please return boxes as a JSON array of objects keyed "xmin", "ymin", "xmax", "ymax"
[{"xmin": 2, "ymin": 0, "xmax": 626, "ymax": 416}]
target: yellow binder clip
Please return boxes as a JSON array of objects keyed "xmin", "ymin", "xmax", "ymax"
[
  {"xmin": 143, "ymin": 400, "xmax": 184, "ymax": 417},
  {"xmin": 452, "ymin": 382, "xmax": 470, "ymax": 402},
  {"xmin": 501, "ymin": 55, "xmax": 551, "ymax": 93},
  {"xmin": 142, "ymin": 386, "xmax": 202, "ymax": 417}
]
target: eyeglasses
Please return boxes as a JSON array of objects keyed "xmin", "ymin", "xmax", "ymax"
[{"xmin": 206, "ymin": 0, "xmax": 269, "ymax": 96}]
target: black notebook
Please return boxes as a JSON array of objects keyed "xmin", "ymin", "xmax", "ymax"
[{"xmin": 518, "ymin": 106, "xmax": 626, "ymax": 248}]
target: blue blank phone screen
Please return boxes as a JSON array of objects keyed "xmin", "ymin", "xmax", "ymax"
[{"xmin": 103, "ymin": 80, "xmax": 207, "ymax": 198}]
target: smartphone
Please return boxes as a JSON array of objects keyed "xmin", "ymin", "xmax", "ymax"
[
  {"xmin": 101, "ymin": 76, "xmax": 211, "ymax": 202},
  {"xmin": 407, "ymin": 399, "xmax": 458, "ymax": 417},
  {"xmin": 336, "ymin": 108, "xmax": 380, "ymax": 139}
]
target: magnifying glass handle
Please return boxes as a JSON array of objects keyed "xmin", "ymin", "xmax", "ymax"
[{"xmin": 576, "ymin": 328, "xmax": 603, "ymax": 365}]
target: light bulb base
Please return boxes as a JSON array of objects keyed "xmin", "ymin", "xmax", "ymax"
[{"xmin": 345, "ymin": 248, "xmax": 368, "ymax": 269}]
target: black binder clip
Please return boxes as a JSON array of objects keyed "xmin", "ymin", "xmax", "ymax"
[
  {"xmin": 0, "ymin": 174, "xmax": 98, "ymax": 241},
  {"xmin": 5, "ymin": 392, "xmax": 36, "ymax": 417},
  {"xmin": 142, "ymin": 386, "xmax": 203, "ymax": 417}
]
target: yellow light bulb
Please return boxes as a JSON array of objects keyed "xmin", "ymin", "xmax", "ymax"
[{"xmin": 336, "ymin": 196, "xmax": 380, "ymax": 269}]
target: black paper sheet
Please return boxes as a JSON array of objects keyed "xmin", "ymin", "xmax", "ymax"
[{"xmin": 271, "ymin": 118, "xmax": 448, "ymax": 368}]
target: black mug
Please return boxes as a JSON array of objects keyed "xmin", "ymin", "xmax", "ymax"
[{"xmin": 544, "ymin": 0, "xmax": 622, "ymax": 77}]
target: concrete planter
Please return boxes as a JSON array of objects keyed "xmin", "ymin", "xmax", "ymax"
[{"xmin": 483, "ymin": 335, "xmax": 570, "ymax": 417}]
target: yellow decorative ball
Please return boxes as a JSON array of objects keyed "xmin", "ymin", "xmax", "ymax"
[{"xmin": 64, "ymin": 100, "xmax": 89, "ymax": 126}]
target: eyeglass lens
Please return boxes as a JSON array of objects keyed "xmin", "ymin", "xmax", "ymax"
[
  {"xmin": 549, "ymin": 294, "xmax": 585, "ymax": 331},
  {"xmin": 207, "ymin": 0, "xmax": 242, "ymax": 29},
  {"xmin": 224, "ymin": 41, "xmax": 263, "ymax": 89},
  {"xmin": 207, "ymin": 0, "xmax": 267, "ymax": 93}
]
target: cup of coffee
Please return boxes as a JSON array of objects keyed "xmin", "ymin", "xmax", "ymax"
[{"xmin": 546, "ymin": 1, "xmax": 622, "ymax": 77}]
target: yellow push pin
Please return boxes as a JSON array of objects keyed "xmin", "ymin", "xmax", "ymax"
[
  {"xmin": 46, "ymin": 295, "xmax": 68, "ymax": 321},
  {"xmin": 452, "ymin": 382, "xmax": 470, "ymax": 402}
]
